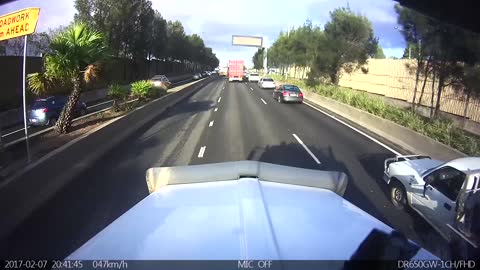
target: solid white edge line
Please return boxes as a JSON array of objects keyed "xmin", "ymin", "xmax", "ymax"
[
  {"xmin": 292, "ymin": 133, "xmax": 321, "ymax": 165},
  {"xmin": 87, "ymin": 99, "xmax": 113, "ymax": 109},
  {"xmin": 260, "ymin": 98, "xmax": 267, "ymax": 105},
  {"xmin": 3, "ymin": 99, "xmax": 139, "ymax": 147},
  {"xmin": 214, "ymin": 108, "xmax": 218, "ymax": 112},
  {"xmin": 2, "ymin": 99, "xmax": 114, "ymax": 138},
  {"xmin": 2, "ymin": 128, "xmax": 26, "ymax": 137},
  {"xmin": 209, "ymin": 121, "xmax": 214, "ymax": 127},
  {"xmin": 303, "ymin": 101, "xmax": 403, "ymax": 156},
  {"xmin": 218, "ymin": 97, "xmax": 222, "ymax": 103},
  {"xmin": 198, "ymin": 146, "xmax": 206, "ymax": 158}
]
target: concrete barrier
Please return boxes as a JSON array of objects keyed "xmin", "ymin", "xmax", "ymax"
[
  {"xmin": 0, "ymin": 76, "xmax": 213, "ymax": 239},
  {"xmin": 303, "ymin": 90, "xmax": 467, "ymax": 161}
]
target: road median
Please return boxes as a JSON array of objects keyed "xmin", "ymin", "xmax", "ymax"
[{"xmin": 0, "ymin": 77, "xmax": 213, "ymax": 240}]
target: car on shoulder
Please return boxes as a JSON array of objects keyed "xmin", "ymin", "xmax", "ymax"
[
  {"xmin": 273, "ymin": 84, "xmax": 303, "ymax": 103},
  {"xmin": 193, "ymin": 73, "xmax": 202, "ymax": 80},
  {"xmin": 151, "ymin": 75, "xmax": 171, "ymax": 89},
  {"xmin": 66, "ymin": 161, "xmax": 438, "ymax": 262},
  {"xmin": 248, "ymin": 73, "xmax": 260, "ymax": 82},
  {"xmin": 384, "ymin": 155, "xmax": 480, "ymax": 250},
  {"xmin": 28, "ymin": 96, "xmax": 87, "ymax": 126},
  {"xmin": 258, "ymin": 77, "xmax": 276, "ymax": 89}
]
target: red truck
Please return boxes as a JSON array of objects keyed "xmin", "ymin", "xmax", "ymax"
[{"xmin": 228, "ymin": 60, "xmax": 244, "ymax": 82}]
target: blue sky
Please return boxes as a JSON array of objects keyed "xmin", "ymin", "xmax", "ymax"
[{"xmin": 0, "ymin": 0, "xmax": 406, "ymax": 67}]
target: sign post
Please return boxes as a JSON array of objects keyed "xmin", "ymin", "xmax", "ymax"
[{"xmin": 0, "ymin": 7, "xmax": 40, "ymax": 162}]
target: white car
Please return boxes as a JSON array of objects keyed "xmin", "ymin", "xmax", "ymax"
[
  {"xmin": 258, "ymin": 77, "xmax": 275, "ymax": 89},
  {"xmin": 67, "ymin": 161, "xmax": 437, "ymax": 261},
  {"xmin": 248, "ymin": 73, "xmax": 260, "ymax": 82},
  {"xmin": 384, "ymin": 155, "xmax": 480, "ymax": 247}
]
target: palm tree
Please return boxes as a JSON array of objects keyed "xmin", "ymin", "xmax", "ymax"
[{"xmin": 28, "ymin": 23, "xmax": 108, "ymax": 134}]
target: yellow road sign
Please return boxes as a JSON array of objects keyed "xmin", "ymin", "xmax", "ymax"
[{"xmin": 0, "ymin": 7, "xmax": 40, "ymax": 41}]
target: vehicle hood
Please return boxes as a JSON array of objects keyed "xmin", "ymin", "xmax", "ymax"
[
  {"xmin": 400, "ymin": 159, "xmax": 444, "ymax": 177},
  {"xmin": 67, "ymin": 161, "xmax": 437, "ymax": 261}
]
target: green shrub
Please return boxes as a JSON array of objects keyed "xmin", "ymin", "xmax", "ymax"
[
  {"xmin": 131, "ymin": 80, "xmax": 153, "ymax": 99},
  {"xmin": 108, "ymin": 84, "xmax": 129, "ymax": 111},
  {"xmin": 149, "ymin": 85, "xmax": 168, "ymax": 98},
  {"xmin": 108, "ymin": 84, "xmax": 129, "ymax": 100}
]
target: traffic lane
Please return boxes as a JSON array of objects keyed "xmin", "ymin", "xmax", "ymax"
[
  {"xmin": 0, "ymin": 78, "xmax": 224, "ymax": 259},
  {"xmin": 248, "ymin": 82, "xmax": 450, "ymax": 258},
  {"xmin": 190, "ymin": 81, "xmax": 319, "ymax": 169}
]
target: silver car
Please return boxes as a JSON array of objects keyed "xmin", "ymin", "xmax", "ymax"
[{"xmin": 273, "ymin": 84, "xmax": 304, "ymax": 103}]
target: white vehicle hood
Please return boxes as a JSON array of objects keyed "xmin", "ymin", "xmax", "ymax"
[
  {"xmin": 68, "ymin": 161, "xmax": 437, "ymax": 261},
  {"xmin": 398, "ymin": 159, "xmax": 444, "ymax": 177}
]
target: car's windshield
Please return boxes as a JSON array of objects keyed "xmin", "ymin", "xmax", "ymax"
[
  {"xmin": 283, "ymin": 85, "xmax": 300, "ymax": 92},
  {"xmin": 3, "ymin": 0, "xmax": 479, "ymax": 262},
  {"xmin": 31, "ymin": 100, "xmax": 47, "ymax": 109}
]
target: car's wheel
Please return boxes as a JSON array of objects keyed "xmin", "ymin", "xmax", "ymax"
[
  {"xmin": 390, "ymin": 180, "xmax": 407, "ymax": 210},
  {"xmin": 277, "ymin": 96, "xmax": 282, "ymax": 103},
  {"xmin": 47, "ymin": 117, "xmax": 57, "ymax": 126}
]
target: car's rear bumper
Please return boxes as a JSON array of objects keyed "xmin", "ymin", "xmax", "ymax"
[
  {"xmin": 261, "ymin": 84, "xmax": 276, "ymax": 88},
  {"xmin": 283, "ymin": 96, "xmax": 303, "ymax": 103},
  {"xmin": 28, "ymin": 118, "xmax": 48, "ymax": 126}
]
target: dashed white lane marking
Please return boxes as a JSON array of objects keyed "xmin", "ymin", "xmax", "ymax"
[
  {"xmin": 250, "ymin": 87, "xmax": 253, "ymax": 91},
  {"xmin": 214, "ymin": 108, "xmax": 218, "ymax": 112},
  {"xmin": 292, "ymin": 133, "xmax": 321, "ymax": 165},
  {"xmin": 218, "ymin": 97, "xmax": 222, "ymax": 103},
  {"xmin": 303, "ymin": 101, "xmax": 402, "ymax": 156},
  {"xmin": 260, "ymin": 98, "xmax": 267, "ymax": 105},
  {"xmin": 198, "ymin": 146, "xmax": 206, "ymax": 158},
  {"xmin": 209, "ymin": 121, "xmax": 214, "ymax": 127}
]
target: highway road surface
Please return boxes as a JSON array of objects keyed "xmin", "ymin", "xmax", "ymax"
[{"xmin": 0, "ymin": 76, "xmax": 451, "ymax": 259}]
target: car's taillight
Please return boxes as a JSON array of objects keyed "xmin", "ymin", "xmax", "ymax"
[
  {"xmin": 42, "ymin": 108, "xmax": 48, "ymax": 113},
  {"xmin": 298, "ymin": 93, "xmax": 303, "ymax": 97},
  {"xmin": 282, "ymin": 91, "xmax": 289, "ymax": 96}
]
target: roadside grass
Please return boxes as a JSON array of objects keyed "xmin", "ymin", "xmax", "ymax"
[{"xmin": 271, "ymin": 74, "xmax": 480, "ymax": 156}]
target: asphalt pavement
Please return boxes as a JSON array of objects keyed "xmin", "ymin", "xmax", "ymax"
[{"xmin": 0, "ymin": 76, "xmax": 451, "ymax": 259}]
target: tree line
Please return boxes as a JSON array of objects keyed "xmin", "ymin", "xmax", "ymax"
[
  {"xmin": 254, "ymin": 8, "xmax": 380, "ymax": 84},
  {"xmin": 21, "ymin": 0, "xmax": 219, "ymax": 134},
  {"xmin": 257, "ymin": 6, "xmax": 480, "ymax": 119},
  {"xmin": 394, "ymin": 4, "xmax": 480, "ymax": 118},
  {"xmin": 74, "ymin": 0, "xmax": 219, "ymax": 69},
  {"xmin": 1, "ymin": 0, "xmax": 219, "ymax": 69}
]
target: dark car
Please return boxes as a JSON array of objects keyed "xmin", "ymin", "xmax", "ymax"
[
  {"xmin": 272, "ymin": 84, "xmax": 303, "ymax": 104},
  {"xmin": 28, "ymin": 96, "xmax": 88, "ymax": 126}
]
